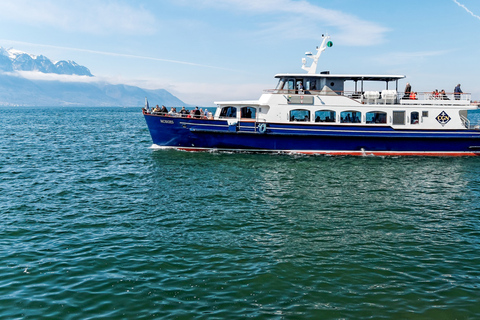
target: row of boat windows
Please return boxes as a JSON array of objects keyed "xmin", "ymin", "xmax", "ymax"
[{"xmin": 219, "ymin": 106, "xmax": 427, "ymax": 125}]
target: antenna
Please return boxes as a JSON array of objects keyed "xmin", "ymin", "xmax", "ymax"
[{"xmin": 301, "ymin": 34, "xmax": 333, "ymax": 74}]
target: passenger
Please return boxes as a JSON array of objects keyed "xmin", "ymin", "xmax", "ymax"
[
  {"xmin": 153, "ymin": 105, "xmax": 160, "ymax": 113},
  {"xmin": 454, "ymin": 84, "xmax": 462, "ymax": 100},
  {"xmin": 204, "ymin": 109, "xmax": 208, "ymax": 119},
  {"xmin": 194, "ymin": 107, "xmax": 201, "ymax": 118},
  {"xmin": 180, "ymin": 106, "xmax": 188, "ymax": 117},
  {"xmin": 168, "ymin": 107, "xmax": 175, "ymax": 116},
  {"xmin": 403, "ymin": 82, "xmax": 411, "ymax": 99},
  {"xmin": 441, "ymin": 90, "xmax": 449, "ymax": 100},
  {"xmin": 297, "ymin": 82, "xmax": 304, "ymax": 93},
  {"xmin": 409, "ymin": 92, "xmax": 417, "ymax": 100},
  {"xmin": 160, "ymin": 105, "xmax": 168, "ymax": 114},
  {"xmin": 200, "ymin": 108, "xmax": 204, "ymax": 118},
  {"xmin": 304, "ymin": 115, "xmax": 309, "ymax": 121}
]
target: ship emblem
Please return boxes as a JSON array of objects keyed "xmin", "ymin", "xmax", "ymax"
[{"xmin": 436, "ymin": 111, "xmax": 450, "ymax": 126}]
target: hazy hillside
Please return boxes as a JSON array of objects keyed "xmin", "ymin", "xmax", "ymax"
[{"xmin": 0, "ymin": 73, "xmax": 186, "ymax": 107}]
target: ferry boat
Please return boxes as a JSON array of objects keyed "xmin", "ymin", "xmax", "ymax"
[{"xmin": 143, "ymin": 35, "xmax": 480, "ymax": 156}]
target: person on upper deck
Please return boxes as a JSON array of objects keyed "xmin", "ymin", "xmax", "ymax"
[
  {"xmin": 403, "ymin": 83, "xmax": 411, "ymax": 99},
  {"xmin": 441, "ymin": 90, "xmax": 449, "ymax": 100},
  {"xmin": 454, "ymin": 84, "xmax": 463, "ymax": 100},
  {"xmin": 160, "ymin": 105, "xmax": 168, "ymax": 114},
  {"xmin": 297, "ymin": 81, "xmax": 304, "ymax": 94}
]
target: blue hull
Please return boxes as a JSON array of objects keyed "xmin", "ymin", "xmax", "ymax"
[{"xmin": 144, "ymin": 114, "xmax": 480, "ymax": 156}]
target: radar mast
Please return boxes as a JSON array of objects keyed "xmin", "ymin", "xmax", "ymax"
[{"xmin": 301, "ymin": 35, "xmax": 332, "ymax": 74}]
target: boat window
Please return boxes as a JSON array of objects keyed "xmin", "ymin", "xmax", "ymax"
[
  {"xmin": 219, "ymin": 106, "xmax": 237, "ymax": 118},
  {"xmin": 290, "ymin": 109, "xmax": 310, "ymax": 122},
  {"xmin": 340, "ymin": 111, "xmax": 361, "ymax": 123},
  {"xmin": 287, "ymin": 79, "xmax": 295, "ymax": 91},
  {"xmin": 393, "ymin": 111, "xmax": 405, "ymax": 125},
  {"xmin": 366, "ymin": 111, "xmax": 387, "ymax": 124},
  {"xmin": 275, "ymin": 79, "xmax": 285, "ymax": 90},
  {"xmin": 411, "ymin": 111, "xmax": 419, "ymax": 124},
  {"xmin": 240, "ymin": 106, "xmax": 256, "ymax": 119},
  {"xmin": 315, "ymin": 110, "xmax": 336, "ymax": 122},
  {"xmin": 306, "ymin": 78, "xmax": 317, "ymax": 91},
  {"xmin": 422, "ymin": 111, "xmax": 428, "ymax": 117}
]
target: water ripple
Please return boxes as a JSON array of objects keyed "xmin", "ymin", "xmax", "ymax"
[{"xmin": 0, "ymin": 107, "xmax": 479, "ymax": 319}]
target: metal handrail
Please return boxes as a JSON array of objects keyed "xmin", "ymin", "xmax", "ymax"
[
  {"xmin": 264, "ymin": 89, "xmax": 472, "ymax": 102},
  {"xmin": 460, "ymin": 114, "xmax": 470, "ymax": 129}
]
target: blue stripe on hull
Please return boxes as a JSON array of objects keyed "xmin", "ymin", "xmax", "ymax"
[{"xmin": 144, "ymin": 114, "xmax": 480, "ymax": 155}]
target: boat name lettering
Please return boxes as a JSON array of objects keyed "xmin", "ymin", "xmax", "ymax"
[{"xmin": 160, "ymin": 119, "xmax": 174, "ymax": 124}]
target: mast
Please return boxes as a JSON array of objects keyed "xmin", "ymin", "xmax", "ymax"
[{"xmin": 301, "ymin": 34, "xmax": 332, "ymax": 74}]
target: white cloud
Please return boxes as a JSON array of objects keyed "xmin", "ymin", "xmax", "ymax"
[
  {"xmin": 453, "ymin": 0, "xmax": 480, "ymax": 21},
  {"xmin": 5, "ymin": 70, "xmax": 99, "ymax": 83},
  {"xmin": 180, "ymin": 0, "xmax": 389, "ymax": 46},
  {"xmin": 0, "ymin": 0, "xmax": 156, "ymax": 35}
]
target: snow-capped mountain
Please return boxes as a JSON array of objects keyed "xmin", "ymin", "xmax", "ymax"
[
  {"xmin": 0, "ymin": 46, "xmax": 191, "ymax": 107},
  {"xmin": 0, "ymin": 47, "xmax": 189, "ymax": 107},
  {"xmin": 0, "ymin": 47, "xmax": 93, "ymax": 76}
]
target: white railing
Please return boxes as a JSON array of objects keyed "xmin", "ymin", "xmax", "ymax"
[
  {"xmin": 460, "ymin": 114, "xmax": 470, "ymax": 129},
  {"xmin": 264, "ymin": 89, "xmax": 472, "ymax": 105}
]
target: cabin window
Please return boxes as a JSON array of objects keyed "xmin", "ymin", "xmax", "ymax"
[
  {"xmin": 315, "ymin": 110, "xmax": 336, "ymax": 122},
  {"xmin": 290, "ymin": 109, "xmax": 310, "ymax": 122},
  {"xmin": 340, "ymin": 111, "xmax": 361, "ymax": 123},
  {"xmin": 287, "ymin": 79, "xmax": 295, "ymax": 91},
  {"xmin": 275, "ymin": 79, "xmax": 285, "ymax": 90},
  {"xmin": 241, "ymin": 106, "xmax": 256, "ymax": 119},
  {"xmin": 366, "ymin": 111, "xmax": 387, "ymax": 124},
  {"xmin": 422, "ymin": 111, "xmax": 429, "ymax": 117},
  {"xmin": 393, "ymin": 111, "xmax": 405, "ymax": 125},
  {"xmin": 219, "ymin": 106, "xmax": 237, "ymax": 118},
  {"xmin": 306, "ymin": 79, "xmax": 317, "ymax": 91},
  {"xmin": 411, "ymin": 112, "xmax": 419, "ymax": 124}
]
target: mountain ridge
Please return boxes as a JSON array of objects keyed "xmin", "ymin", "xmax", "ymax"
[
  {"xmin": 0, "ymin": 47, "xmax": 190, "ymax": 107},
  {"xmin": 0, "ymin": 47, "xmax": 93, "ymax": 76}
]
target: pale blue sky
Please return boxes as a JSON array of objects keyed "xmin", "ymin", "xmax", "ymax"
[{"xmin": 1, "ymin": 0, "xmax": 480, "ymax": 107}]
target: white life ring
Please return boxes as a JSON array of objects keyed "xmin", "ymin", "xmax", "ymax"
[{"xmin": 257, "ymin": 123, "xmax": 267, "ymax": 133}]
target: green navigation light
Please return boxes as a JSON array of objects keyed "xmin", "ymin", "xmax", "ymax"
[{"xmin": 327, "ymin": 41, "xmax": 333, "ymax": 48}]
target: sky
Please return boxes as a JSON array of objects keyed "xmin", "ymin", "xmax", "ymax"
[{"xmin": 1, "ymin": 0, "xmax": 480, "ymax": 107}]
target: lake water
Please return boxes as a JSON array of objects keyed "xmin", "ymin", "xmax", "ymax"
[{"xmin": 1, "ymin": 107, "xmax": 480, "ymax": 319}]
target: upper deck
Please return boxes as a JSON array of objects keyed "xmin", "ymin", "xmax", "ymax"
[{"xmin": 269, "ymin": 73, "xmax": 472, "ymax": 107}]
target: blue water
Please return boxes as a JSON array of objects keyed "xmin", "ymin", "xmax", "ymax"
[{"xmin": 1, "ymin": 107, "xmax": 480, "ymax": 319}]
